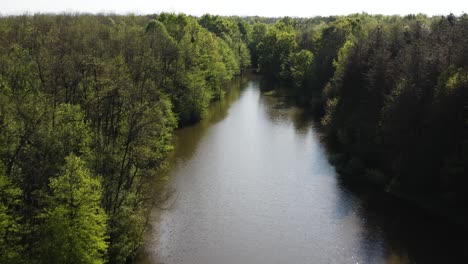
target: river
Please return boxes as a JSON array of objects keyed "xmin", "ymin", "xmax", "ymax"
[{"xmin": 135, "ymin": 74, "xmax": 466, "ymax": 264}]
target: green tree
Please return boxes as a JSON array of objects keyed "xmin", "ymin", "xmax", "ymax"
[
  {"xmin": 249, "ymin": 22, "xmax": 267, "ymax": 67},
  {"xmin": 257, "ymin": 22, "xmax": 297, "ymax": 81},
  {"xmin": 289, "ymin": 49, "xmax": 314, "ymax": 89},
  {"xmin": 0, "ymin": 163, "xmax": 24, "ymax": 263},
  {"xmin": 38, "ymin": 155, "xmax": 108, "ymax": 264}
]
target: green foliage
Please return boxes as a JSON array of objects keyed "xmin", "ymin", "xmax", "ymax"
[
  {"xmin": 107, "ymin": 202, "xmax": 146, "ymax": 264},
  {"xmin": 1, "ymin": 12, "xmax": 467, "ymax": 263},
  {"xmin": 199, "ymin": 14, "xmax": 251, "ymax": 69},
  {"xmin": 248, "ymin": 23, "xmax": 267, "ymax": 66},
  {"xmin": 0, "ymin": 13, "xmax": 243, "ymax": 263},
  {"xmin": 0, "ymin": 163, "xmax": 24, "ymax": 263},
  {"xmin": 321, "ymin": 97, "xmax": 338, "ymax": 127},
  {"xmin": 257, "ymin": 22, "xmax": 297, "ymax": 80},
  {"xmin": 331, "ymin": 36, "xmax": 355, "ymax": 89},
  {"xmin": 250, "ymin": 14, "xmax": 468, "ymax": 213},
  {"xmin": 49, "ymin": 104, "xmax": 93, "ymax": 161},
  {"xmin": 38, "ymin": 155, "xmax": 108, "ymax": 264},
  {"xmin": 289, "ymin": 49, "xmax": 314, "ymax": 89},
  {"xmin": 177, "ymin": 71, "xmax": 212, "ymax": 123}
]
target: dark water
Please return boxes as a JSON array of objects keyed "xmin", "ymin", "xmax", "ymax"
[{"xmin": 136, "ymin": 75, "xmax": 467, "ymax": 264}]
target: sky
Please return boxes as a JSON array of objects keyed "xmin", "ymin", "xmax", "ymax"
[{"xmin": 1, "ymin": 0, "xmax": 466, "ymax": 17}]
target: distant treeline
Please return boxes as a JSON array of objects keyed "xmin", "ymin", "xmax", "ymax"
[
  {"xmin": 0, "ymin": 13, "xmax": 249, "ymax": 263},
  {"xmin": 249, "ymin": 14, "xmax": 468, "ymax": 221}
]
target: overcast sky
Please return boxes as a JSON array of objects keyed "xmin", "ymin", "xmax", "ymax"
[{"xmin": 1, "ymin": 0, "xmax": 466, "ymax": 17}]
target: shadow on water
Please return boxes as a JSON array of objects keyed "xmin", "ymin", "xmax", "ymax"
[
  {"xmin": 169, "ymin": 73, "xmax": 253, "ymax": 164},
  {"xmin": 333, "ymin": 173, "xmax": 468, "ymax": 264},
  {"xmin": 256, "ymin": 78, "xmax": 316, "ymax": 134},
  {"xmin": 258, "ymin": 77, "xmax": 468, "ymax": 264}
]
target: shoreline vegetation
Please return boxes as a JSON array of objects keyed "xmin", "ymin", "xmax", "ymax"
[
  {"xmin": 0, "ymin": 13, "xmax": 249, "ymax": 263},
  {"xmin": 0, "ymin": 12, "xmax": 467, "ymax": 263},
  {"xmin": 248, "ymin": 13, "xmax": 468, "ymax": 228}
]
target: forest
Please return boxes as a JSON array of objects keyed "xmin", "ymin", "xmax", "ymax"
[
  {"xmin": 0, "ymin": 12, "xmax": 467, "ymax": 263},
  {"xmin": 248, "ymin": 13, "xmax": 468, "ymax": 223}
]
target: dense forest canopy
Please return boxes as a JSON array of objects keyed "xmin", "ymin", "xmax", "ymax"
[
  {"xmin": 249, "ymin": 13, "xmax": 468, "ymax": 217},
  {"xmin": 0, "ymin": 12, "xmax": 467, "ymax": 263},
  {"xmin": 0, "ymin": 13, "xmax": 247, "ymax": 263}
]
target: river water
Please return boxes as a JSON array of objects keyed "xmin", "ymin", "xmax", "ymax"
[{"xmin": 135, "ymin": 74, "xmax": 466, "ymax": 264}]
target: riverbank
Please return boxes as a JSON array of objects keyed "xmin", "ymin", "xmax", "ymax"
[
  {"xmin": 259, "ymin": 77, "xmax": 468, "ymax": 231},
  {"xmin": 135, "ymin": 76, "xmax": 468, "ymax": 264},
  {"xmin": 324, "ymin": 143, "xmax": 468, "ymax": 229}
]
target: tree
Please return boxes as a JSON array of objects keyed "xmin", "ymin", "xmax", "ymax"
[
  {"xmin": 0, "ymin": 163, "xmax": 24, "ymax": 264},
  {"xmin": 249, "ymin": 22, "xmax": 267, "ymax": 67},
  {"xmin": 257, "ymin": 22, "xmax": 297, "ymax": 81},
  {"xmin": 289, "ymin": 49, "xmax": 314, "ymax": 89},
  {"xmin": 0, "ymin": 13, "xmax": 246, "ymax": 262},
  {"xmin": 38, "ymin": 155, "xmax": 108, "ymax": 264}
]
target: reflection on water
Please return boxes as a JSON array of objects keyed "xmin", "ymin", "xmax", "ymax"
[
  {"xmin": 169, "ymin": 75, "xmax": 250, "ymax": 164},
  {"xmin": 135, "ymin": 76, "xmax": 467, "ymax": 264}
]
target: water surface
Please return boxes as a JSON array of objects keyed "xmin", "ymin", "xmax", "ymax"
[{"xmin": 136, "ymin": 75, "xmax": 467, "ymax": 264}]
